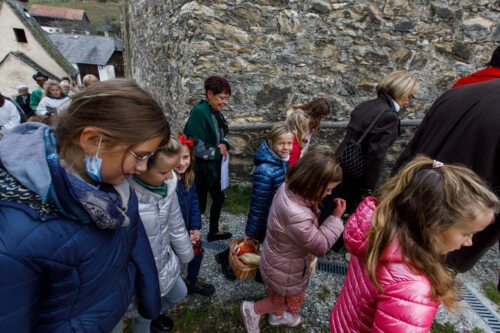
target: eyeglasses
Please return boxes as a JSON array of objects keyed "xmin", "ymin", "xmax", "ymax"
[
  {"xmin": 121, "ymin": 144, "xmax": 156, "ymax": 166},
  {"xmin": 216, "ymin": 94, "xmax": 230, "ymax": 102}
]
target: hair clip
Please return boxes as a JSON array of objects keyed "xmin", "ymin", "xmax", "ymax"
[
  {"xmin": 178, "ymin": 135, "xmax": 194, "ymax": 147},
  {"xmin": 432, "ymin": 160, "xmax": 444, "ymax": 168}
]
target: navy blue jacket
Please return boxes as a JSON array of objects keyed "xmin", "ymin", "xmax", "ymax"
[
  {"xmin": 0, "ymin": 190, "xmax": 160, "ymax": 332},
  {"xmin": 176, "ymin": 179, "xmax": 202, "ymax": 231},
  {"xmin": 245, "ymin": 141, "xmax": 289, "ymax": 241}
]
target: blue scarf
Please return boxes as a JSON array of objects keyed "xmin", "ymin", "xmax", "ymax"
[{"xmin": 0, "ymin": 123, "xmax": 129, "ymax": 229}]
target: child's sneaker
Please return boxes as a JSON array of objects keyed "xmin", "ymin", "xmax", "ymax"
[
  {"xmin": 268, "ymin": 311, "xmax": 301, "ymax": 327},
  {"xmin": 240, "ymin": 301, "xmax": 260, "ymax": 333}
]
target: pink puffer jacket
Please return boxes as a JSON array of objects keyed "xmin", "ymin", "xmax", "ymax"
[
  {"xmin": 260, "ymin": 183, "xmax": 344, "ymax": 296},
  {"xmin": 330, "ymin": 197, "xmax": 439, "ymax": 332}
]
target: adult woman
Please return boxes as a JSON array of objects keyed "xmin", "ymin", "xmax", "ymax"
[
  {"xmin": 0, "ymin": 79, "xmax": 169, "ymax": 332},
  {"xmin": 336, "ymin": 70, "xmax": 419, "ymax": 213},
  {"xmin": 184, "ymin": 76, "xmax": 232, "ymax": 241}
]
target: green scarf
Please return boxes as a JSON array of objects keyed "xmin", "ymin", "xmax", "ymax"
[{"xmin": 133, "ymin": 176, "xmax": 168, "ymax": 197}]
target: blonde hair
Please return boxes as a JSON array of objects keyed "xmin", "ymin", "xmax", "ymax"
[
  {"xmin": 288, "ymin": 98, "xmax": 330, "ymax": 131},
  {"xmin": 285, "ymin": 109, "xmax": 310, "ymax": 148},
  {"xmin": 267, "ymin": 121, "xmax": 293, "ymax": 143},
  {"xmin": 366, "ymin": 156, "xmax": 499, "ymax": 308},
  {"xmin": 376, "ymin": 70, "xmax": 419, "ymax": 101},
  {"xmin": 177, "ymin": 132, "xmax": 196, "ymax": 189},
  {"xmin": 148, "ymin": 135, "xmax": 182, "ymax": 168},
  {"xmin": 44, "ymin": 80, "xmax": 63, "ymax": 96},
  {"xmin": 286, "ymin": 148, "xmax": 342, "ymax": 203}
]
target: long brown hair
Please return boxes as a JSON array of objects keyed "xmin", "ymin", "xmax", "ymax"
[
  {"xmin": 56, "ymin": 79, "xmax": 170, "ymax": 164},
  {"xmin": 366, "ymin": 156, "xmax": 499, "ymax": 308},
  {"xmin": 288, "ymin": 98, "xmax": 330, "ymax": 132},
  {"xmin": 286, "ymin": 147, "xmax": 342, "ymax": 203}
]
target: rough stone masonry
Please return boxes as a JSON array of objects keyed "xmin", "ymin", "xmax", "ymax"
[{"xmin": 121, "ymin": 0, "xmax": 499, "ymax": 180}]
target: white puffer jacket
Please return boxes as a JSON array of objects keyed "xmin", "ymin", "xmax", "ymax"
[{"xmin": 130, "ymin": 174, "xmax": 194, "ymax": 297}]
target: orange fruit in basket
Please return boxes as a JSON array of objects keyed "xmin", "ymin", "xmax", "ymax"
[{"xmin": 237, "ymin": 243, "xmax": 255, "ymax": 256}]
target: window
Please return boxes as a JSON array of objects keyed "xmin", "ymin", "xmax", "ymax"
[{"xmin": 13, "ymin": 28, "xmax": 27, "ymax": 43}]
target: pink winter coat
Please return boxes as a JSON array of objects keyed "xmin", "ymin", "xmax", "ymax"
[
  {"xmin": 260, "ymin": 183, "xmax": 344, "ymax": 296},
  {"xmin": 330, "ymin": 197, "xmax": 439, "ymax": 333}
]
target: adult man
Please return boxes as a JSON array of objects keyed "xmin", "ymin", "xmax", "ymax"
[
  {"xmin": 29, "ymin": 71, "xmax": 49, "ymax": 112},
  {"xmin": 452, "ymin": 45, "xmax": 500, "ymax": 88},
  {"xmin": 394, "ymin": 79, "xmax": 500, "ymax": 276}
]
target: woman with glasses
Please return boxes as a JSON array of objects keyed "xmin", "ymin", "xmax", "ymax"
[
  {"xmin": 0, "ymin": 79, "xmax": 170, "ymax": 332},
  {"xmin": 184, "ymin": 76, "xmax": 232, "ymax": 242},
  {"xmin": 331, "ymin": 70, "xmax": 419, "ymax": 215}
]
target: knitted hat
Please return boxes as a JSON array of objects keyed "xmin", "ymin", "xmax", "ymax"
[{"xmin": 16, "ymin": 84, "xmax": 29, "ymax": 91}]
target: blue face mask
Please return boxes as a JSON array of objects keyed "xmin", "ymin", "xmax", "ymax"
[{"xmin": 84, "ymin": 136, "xmax": 103, "ymax": 183}]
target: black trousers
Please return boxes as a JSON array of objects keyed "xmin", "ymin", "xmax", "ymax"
[{"xmin": 194, "ymin": 166, "xmax": 225, "ymax": 235}]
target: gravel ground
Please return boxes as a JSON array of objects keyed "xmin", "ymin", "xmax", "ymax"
[{"xmin": 178, "ymin": 212, "xmax": 499, "ymax": 332}]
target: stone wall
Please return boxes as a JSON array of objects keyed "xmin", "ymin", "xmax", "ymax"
[{"xmin": 122, "ymin": 0, "xmax": 499, "ymax": 181}]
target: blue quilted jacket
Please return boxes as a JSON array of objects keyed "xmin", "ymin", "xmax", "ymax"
[
  {"xmin": 176, "ymin": 178, "xmax": 202, "ymax": 231},
  {"xmin": 0, "ymin": 123, "xmax": 160, "ymax": 333},
  {"xmin": 245, "ymin": 141, "xmax": 289, "ymax": 241}
]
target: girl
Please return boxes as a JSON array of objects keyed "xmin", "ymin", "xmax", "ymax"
[
  {"xmin": 241, "ymin": 148, "xmax": 346, "ymax": 333},
  {"xmin": 0, "ymin": 79, "xmax": 170, "ymax": 332},
  {"xmin": 36, "ymin": 80, "xmax": 71, "ymax": 116},
  {"xmin": 244, "ymin": 122, "xmax": 294, "ymax": 243},
  {"xmin": 330, "ymin": 156, "xmax": 499, "ymax": 332},
  {"xmin": 175, "ymin": 134, "xmax": 216, "ymax": 296},
  {"xmin": 127, "ymin": 137, "xmax": 194, "ymax": 333},
  {"xmin": 286, "ymin": 98, "xmax": 330, "ymax": 167}
]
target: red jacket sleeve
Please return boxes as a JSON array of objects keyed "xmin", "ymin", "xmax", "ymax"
[{"xmin": 288, "ymin": 136, "xmax": 301, "ymax": 167}]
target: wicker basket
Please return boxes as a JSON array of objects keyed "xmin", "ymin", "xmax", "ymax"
[{"xmin": 228, "ymin": 239, "xmax": 260, "ymax": 280}]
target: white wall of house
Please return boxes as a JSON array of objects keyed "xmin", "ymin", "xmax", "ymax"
[
  {"xmin": 0, "ymin": 54, "xmax": 41, "ymax": 98},
  {"xmin": 98, "ymin": 65, "xmax": 116, "ymax": 81},
  {"xmin": 0, "ymin": 2, "xmax": 72, "ymax": 79}
]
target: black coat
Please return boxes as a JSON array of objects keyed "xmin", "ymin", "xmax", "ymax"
[
  {"xmin": 394, "ymin": 79, "xmax": 500, "ymax": 272},
  {"xmin": 16, "ymin": 94, "xmax": 33, "ymax": 119},
  {"xmin": 336, "ymin": 92, "xmax": 400, "ymax": 212}
]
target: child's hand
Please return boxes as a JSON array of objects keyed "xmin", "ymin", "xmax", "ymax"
[
  {"xmin": 190, "ymin": 229, "xmax": 201, "ymax": 244},
  {"xmin": 332, "ymin": 198, "xmax": 346, "ymax": 218},
  {"xmin": 219, "ymin": 143, "xmax": 228, "ymax": 160},
  {"xmin": 243, "ymin": 236, "xmax": 254, "ymax": 245}
]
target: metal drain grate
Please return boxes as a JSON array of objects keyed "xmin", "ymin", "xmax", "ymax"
[
  {"xmin": 317, "ymin": 260, "xmax": 348, "ymax": 277},
  {"xmin": 202, "ymin": 240, "xmax": 229, "ymax": 253},
  {"xmin": 461, "ymin": 284, "xmax": 500, "ymax": 333}
]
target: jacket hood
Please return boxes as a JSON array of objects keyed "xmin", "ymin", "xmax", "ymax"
[
  {"xmin": 254, "ymin": 141, "xmax": 286, "ymax": 167},
  {"xmin": 0, "ymin": 122, "xmax": 53, "ymax": 199},
  {"xmin": 344, "ymin": 196, "xmax": 403, "ymax": 262}
]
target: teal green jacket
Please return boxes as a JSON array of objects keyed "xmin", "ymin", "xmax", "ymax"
[
  {"xmin": 184, "ymin": 100, "xmax": 230, "ymax": 179},
  {"xmin": 29, "ymin": 87, "xmax": 44, "ymax": 112}
]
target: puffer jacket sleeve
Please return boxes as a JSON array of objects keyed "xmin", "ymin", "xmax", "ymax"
[
  {"xmin": 188, "ymin": 183, "xmax": 202, "ymax": 230},
  {"xmin": 169, "ymin": 192, "xmax": 194, "ymax": 264},
  {"xmin": 130, "ymin": 211, "xmax": 161, "ymax": 320},
  {"xmin": 372, "ymin": 280, "xmax": 439, "ymax": 333},
  {"xmin": 245, "ymin": 166, "xmax": 274, "ymax": 239},
  {"xmin": 287, "ymin": 213, "xmax": 344, "ymax": 257}
]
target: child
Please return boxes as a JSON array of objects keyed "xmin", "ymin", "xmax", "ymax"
[
  {"xmin": 36, "ymin": 80, "xmax": 70, "ymax": 116},
  {"xmin": 0, "ymin": 79, "xmax": 170, "ymax": 332},
  {"xmin": 241, "ymin": 148, "xmax": 346, "ymax": 332},
  {"xmin": 330, "ymin": 156, "xmax": 499, "ymax": 332},
  {"xmin": 244, "ymin": 122, "xmax": 294, "ymax": 243},
  {"xmin": 286, "ymin": 98, "xmax": 330, "ymax": 167},
  {"xmin": 175, "ymin": 133, "xmax": 216, "ymax": 297},
  {"xmin": 127, "ymin": 137, "xmax": 194, "ymax": 333}
]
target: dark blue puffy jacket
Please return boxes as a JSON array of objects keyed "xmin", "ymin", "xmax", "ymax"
[
  {"xmin": 245, "ymin": 141, "xmax": 289, "ymax": 241},
  {"xmin": 176, "ymin": 179, "xmax": 202, "ymax": 231},
  {"xmin": 0, "ymin": 187, "xmax": 160, "ymax": 332}
]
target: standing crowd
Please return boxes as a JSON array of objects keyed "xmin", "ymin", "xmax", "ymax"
[{"xmin": 0, "ymin": 45, "xmax": 499, "ymax": 333}]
